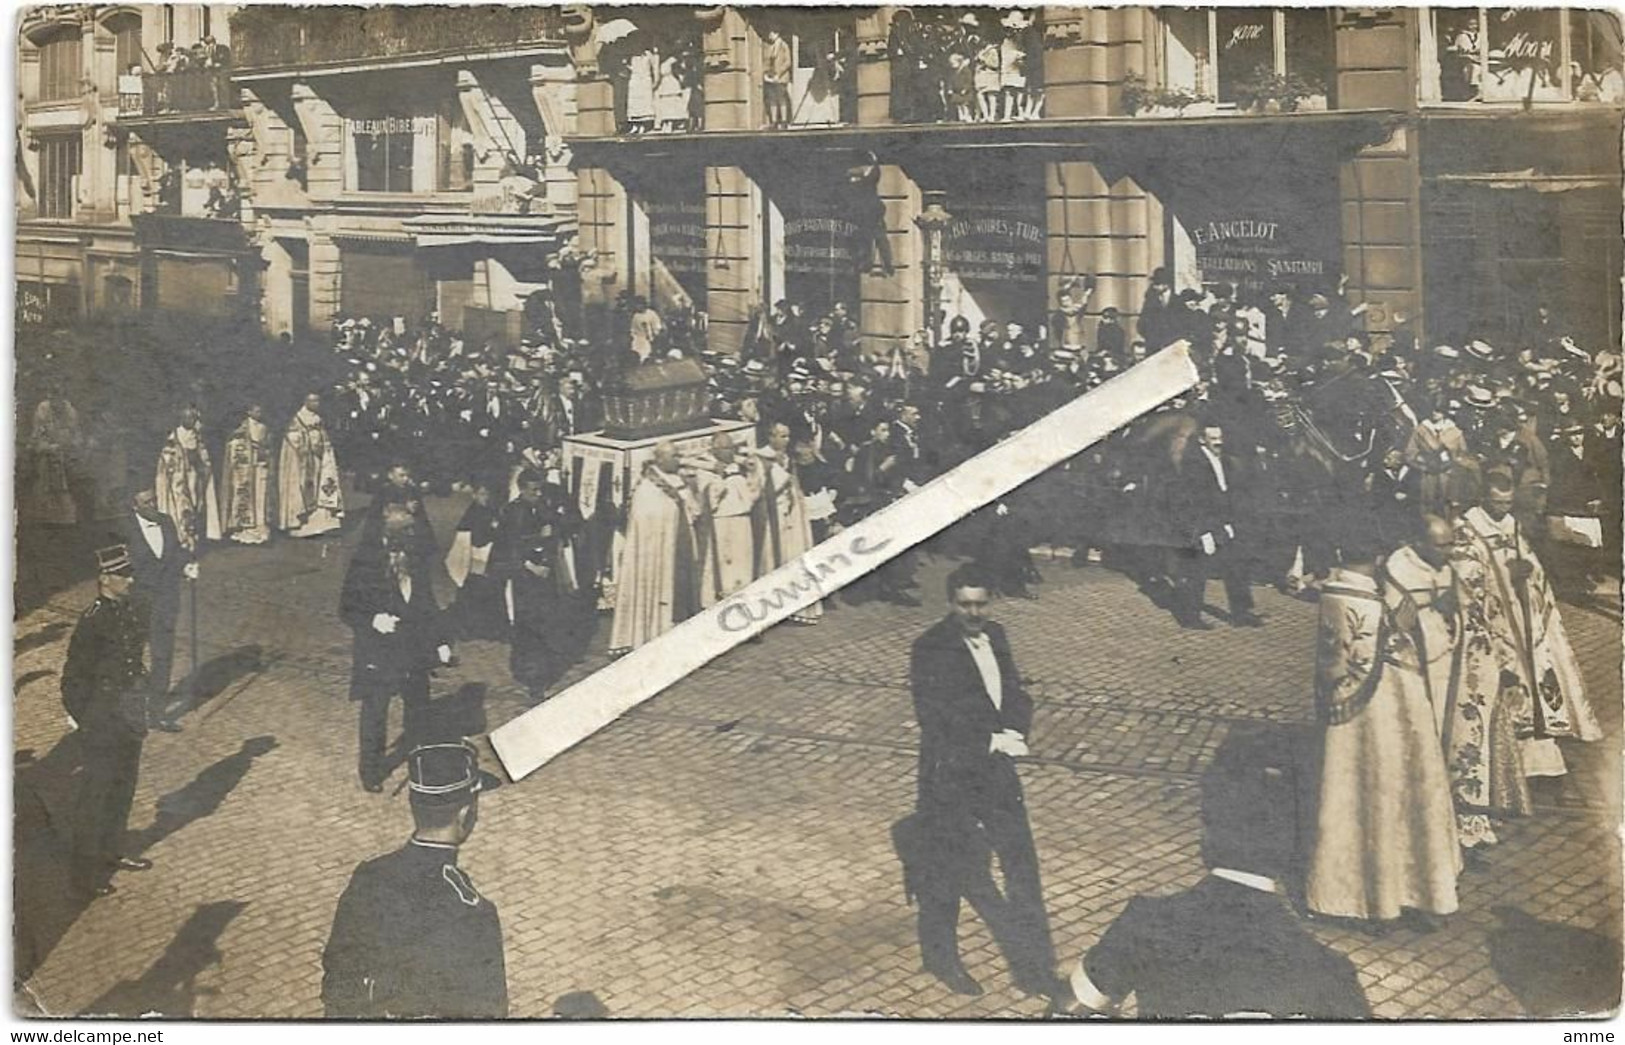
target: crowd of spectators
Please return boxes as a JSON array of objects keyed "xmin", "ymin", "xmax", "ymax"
[
  {"xmin": 887, "ymin": 8, "xmax": 1044, "ymax": 123},
  {"xmin": 320, "ymin": 273, "xmax": 1622, "ymax": 616}
]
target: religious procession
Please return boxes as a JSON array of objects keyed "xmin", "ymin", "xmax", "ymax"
[{"xmin": 14, "ymin": 1, "xmax": 1624, "ymax": 1025}]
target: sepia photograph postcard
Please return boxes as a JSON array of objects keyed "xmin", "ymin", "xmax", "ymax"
[{"xmin": 11, "ymin": 0, "xmax": 1624, "ymax": 1023}]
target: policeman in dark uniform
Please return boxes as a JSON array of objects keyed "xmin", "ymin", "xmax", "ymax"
[
  {"xmin": 322, "ymin": 741, "xmax": 508, "ymax": 1018},
  {"xmin": 492, "ymin": 469, "xmax": 588, "ymax": 705},
  {"xmin": 62, "ymin": 544, "xmax": 155, "ymax": 897}
]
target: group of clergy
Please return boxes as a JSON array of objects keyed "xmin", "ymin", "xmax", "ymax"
[
  {"xmin": 151, "ymin": 392, "xmax": 345, "ymax": 552},
  {"xmin": 1305, "ymin": 470, "xmax": 1601, "ymax": 934},
  {"xmin": 609, "ymin": 425, "xmax": 822, "ymax": 655}
]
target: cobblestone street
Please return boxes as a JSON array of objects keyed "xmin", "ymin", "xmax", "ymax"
[{"xmin": 14, "ymin": 489, "xmax": 1623, "ymax": 1020}]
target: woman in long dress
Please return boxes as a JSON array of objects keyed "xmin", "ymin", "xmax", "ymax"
[
  {"xmin": 654, "ymin": 51, "xmax": 690, "ymax": 132},
  {"xmin": 624, "ymin": 43, "xmax": 657, "ymax": 133},
  {"xmin": 1306, "ymin": 526, "xmax": 1461, "ymax": 930}
]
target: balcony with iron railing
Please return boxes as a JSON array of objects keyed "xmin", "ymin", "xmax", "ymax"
[
  {"xmin": 117, "ymin": 70, "xmax": 238, "ymax": 119},
  {"xmin": 231, "ymin": 5, "xmax": 566, "ymax": 72}
]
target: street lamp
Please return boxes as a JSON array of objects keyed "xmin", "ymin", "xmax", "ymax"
[{"xmin": 915, "ymin": 191, "xmax": 952, "ymax": 348}]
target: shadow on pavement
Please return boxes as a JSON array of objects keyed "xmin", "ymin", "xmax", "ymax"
[
  {"xmin": 14, "ymin": 733, "xmax": 88, "ymax": 986},
  {"xmin": 15, "ymin": 669, "xmax": 58, "ymax": 692},
  {"xmin": 553, "ymin": 990, "xmax": 609, "ymax": 1018},
  {"xmin": 82, "ymin": 900, "xmax": 249, "ymax": 1017},
  {"xmin": 160, "ymin": 645, "xmax": 267, "ymax": 723},
  {"xmin": 1198, "ymin": 719, "xmax": 1324, "ymax": 905},
  {"xmin": 1489, "ymin": 905, "xmax": 1622, "ymax": 1017},
  {"xmin": 131, "ymin": 736, "xmax": 280, "ymax": 855},
  {"xmin": 15, "ymin": 620, "xmax": 72, "ymax": 656}
]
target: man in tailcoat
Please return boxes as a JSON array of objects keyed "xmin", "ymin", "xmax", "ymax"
[
  {"xmin": 340, "ymin": 504, "xmax": 452, "ymax": 792},
  {"xmin": 901, "ymin": 564, "xmax": 1060, "ymax": 1000},
  {"xmin": 125, "ymin": 487, "xmax": 196, "ymax": 732},
  {"xmin": 1169, "ymin": 421, "xmax": 1263, "ymax": 630}
]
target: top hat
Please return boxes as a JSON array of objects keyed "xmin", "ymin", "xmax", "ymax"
[{"xmin": 407, "ymin": 742, "xmax": 503, "ymax": 807}]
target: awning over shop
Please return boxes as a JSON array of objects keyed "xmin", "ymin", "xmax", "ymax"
[
  {"xmin": 402, "ymin": 212, "xmax": 576, "ymax": 250},
  {"xmin": 1432, "ymin": 170, "xmax": 1620, "ymax": 193},
  {"xmin": 567, "ymin": 108, "xmax": 1404, "ymax": 176}
]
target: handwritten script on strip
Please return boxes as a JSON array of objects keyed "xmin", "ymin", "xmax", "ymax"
[{"xmin": 491, "ymin": 342, "xmax": 1199, "ymax": 782}]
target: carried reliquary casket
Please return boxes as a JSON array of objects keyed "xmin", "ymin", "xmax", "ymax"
[{"xmin": 600, "ymin": 358, "xmax": 711, "ymax": 440}]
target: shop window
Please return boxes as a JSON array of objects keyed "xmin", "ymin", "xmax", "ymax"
[
  {"xmin": 351, "ymin": 117, "xmax": 417, "ymax": 193},
  {"xmin": 1427, "ymin": 8, "xmax": 1622, "ymax": 104},
  {"xmin": 37, "ymin": 28, "xmax": 82, "ymax": 102},
  {"xmin": 37, "ymin": 134, "xmax": 81, "ymax": 219},
  {"xmin": 1572, "ymin": 10, "xmax": 1625, "ymax": 101},
  {"xmin": 1159, "ymin": 9, "xmax": 1331, "ymax": 110}
]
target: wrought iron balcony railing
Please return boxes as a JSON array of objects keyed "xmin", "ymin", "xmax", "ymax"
[
  {"xmin": 232, "ymin": 6, "xmax": 565, "ymax": 71},
  {"xmin": 119, "ymin": 70, "xmax": 237, "ymax": 118}
]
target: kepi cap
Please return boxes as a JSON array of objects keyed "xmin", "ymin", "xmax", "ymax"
[
  {"xmin": 407, "ymin": 741, "xmax": 503, "ymax": 807},
  {"xmin": 96, "ymin": 543, "xmax": 133, "ymax": 577}
]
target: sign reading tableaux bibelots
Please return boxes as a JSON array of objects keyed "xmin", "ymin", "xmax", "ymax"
[{"xmin": 490, "ymin": 343, "xmax": 1199, "ymax": 782}]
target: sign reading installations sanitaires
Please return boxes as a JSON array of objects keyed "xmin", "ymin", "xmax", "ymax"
[{"xmin": 490, "ymin": 343, "xmax": 1200, "ymax": 782}]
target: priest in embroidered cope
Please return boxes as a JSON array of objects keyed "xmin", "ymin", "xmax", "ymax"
[
  {"xmin": 1453, "ymin": 472, "xmax": 1600, "ymax": 789},
  {"xmin": 1306, "ymin": 518, "xmax": 1461, "ymax": 927},
  {"xmin": 279, "ymin": 393, "xmax": 345, "ymax": 538},
  {"xmin": 609, "ymin": 443, "xmax": 704, "ymax": 655}
]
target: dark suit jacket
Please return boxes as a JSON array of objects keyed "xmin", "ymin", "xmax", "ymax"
[
  {"xmin": 1173, "ymin": 446, "xmax": 1242, "ymax": 548},
  {"xmin": 339, "ymin": 547, "xmax": 448, "ymax": 689},
  {"xmin": 1082, "ymin": 875, "xmax": 1370, "ymax": 1019},
  {"xmin": 125, "ymin": 512, "xmax": 189, "ymax": 616},
  {"xmin": 909, "ymin": 617, "xmax": 1032, "ymax": 816}
]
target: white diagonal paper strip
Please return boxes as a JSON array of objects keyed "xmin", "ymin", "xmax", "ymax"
[{"xmin": 491, "ymin": 343, "xmax": 1199, "ymax": 781}]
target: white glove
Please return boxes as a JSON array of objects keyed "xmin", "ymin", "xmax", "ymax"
[
  {"xmin": 989, "ymin": 729, "xmax": 1030, "ymax": 758},
  {"xmin": 437, "ymin": 644, "xmax": 452, "ymax": 665},
  {"xmin": 1223, "ymin": 524, "xmax": 1235, "ymax": 541},
  {"xmin": 183, "ymin": 562, "xmax": 200, "ymax": 581},
  {"xmin": 1199, "ymin": 532, "xmax": 1217, "ymax": 556},
  {"xmin": 371, "ymin": 613, "xmax": 399, "ymax": 635}
]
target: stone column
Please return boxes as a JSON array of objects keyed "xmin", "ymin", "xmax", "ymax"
[
  {"xmin": 1334, "ymin": 9, "xmax": 1422, "ymax": 339},
  {"xmin": 529, "ymin": 57, "xmax": 579, "ymax": 210},
  {"xmin": 853, "ymin": 9, "xmax": 893, "ymax": 126},
  {"xmin": 308, "ymin": 231, "xmax": 342, "ymax": 329},
  {"xmin": 291, "ymin": 82, "xmax": 344, "ymax": 200},
  {"xmin": 705, "ymin": 165, "xmax": 767, "ymax": 354},
  {"xmin": 1041, "ymin": 6, "xmax": 1151, "ymax": 118},
  {"xmin": 701, "ymin": 8, "xmax": 758, "ymax": 132},
  {"xmin": 1046, "ymin": 161, "xmax": 1163, "ymax": 339},
  {"xmin": 859, "ymin": 163, "xmax": 922, "ymax": 360},
  {"xmin": 577, "ymin": 165, "xmax": 630, "ymax": 344}
]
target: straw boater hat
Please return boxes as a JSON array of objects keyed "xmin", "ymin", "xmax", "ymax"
[
  {"xmin": 1465, "ymin": 339, "xmax": 1497, "ymax": 363},
  {"xmin": 1434, "ymin": 344, "xmax": 1461, "ymax": 360},
  {"xmin": 1465, "ymin": 385, "xmax": 1496, "ymax": 409},
  {"xmin": 1559, "ymin": 336, "xmax": 1592, "ymax": 362}
]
